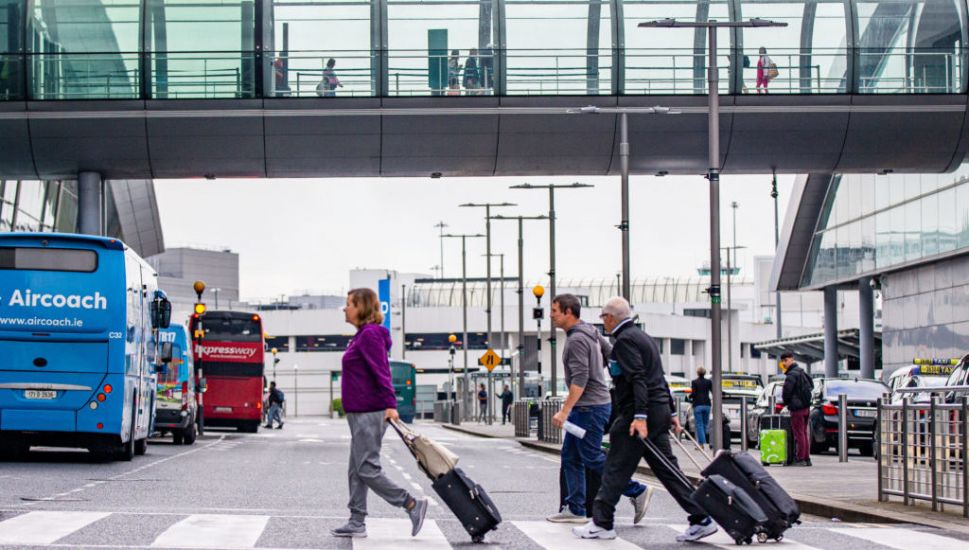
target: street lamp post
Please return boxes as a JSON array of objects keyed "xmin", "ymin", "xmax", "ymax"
[
  {"xmin": 213, "ymin": 288, "xmax": 222, "ymax": 310},
  {"xmin": 566, "ymin": 106, "xmax": 676, "ymax": 300},
  {"xmin": 443, "ymin": 233, "xmax": 485, "ymax": 420},
  {"xmin": 771, "ymin": 171, "xmax": 783, "ymax": 338},
  {"xmin": 434, "ymin": 221, "xmax": 448, "ymax": 278},
  {"xmin": 459, "ymin": 202, "xmax": 516, "ymax": 360},
  {"xmin": 489, "ymin": 214, "xmax": 549, "ymax": 398},
  {"xmin": 293, "ymin": 364, "xmax": 299, "ymax": 417},
  {"xmin": 726, "ymin": 201, "xmax": 739, "ymax": 373},
  {"xmin": 448, "ymin": 334, "xmax": 457, "ymax": 420},
  {"xmin": 639, "ymin": 16, "xmax": 787, "ymax": 451},
  {"xmin": 510, "ymin": 183, "xmax": 592, "ymax": 398},
  {"xmin": 192, "ymin": 280, "xmax": 206, "ymax": 436}
]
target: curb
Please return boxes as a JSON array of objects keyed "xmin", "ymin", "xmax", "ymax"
[{"xmin": 440, "ymin": 424, "xmax": 968, "ymax": 532}]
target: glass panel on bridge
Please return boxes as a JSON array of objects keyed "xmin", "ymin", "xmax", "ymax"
[
  {"xmin": 27, "ymin": 0, "xmax": 141, "ymax": 100},
  {"xmin": 145, "ymin": 0, "xmax": 258, "ymax": 99},
  {"xmin": 0, "ymin": 0, "xmax": 24, "ymax": 100},
  {"xmin": 386, "ymin": 0, "xmax": 497, "ymax": 97},
  {"xmin": 855, "ymin": 0, "xmax": 966, "ymax": 93},
  {"xmin": 268, "ymin": 0, "xmax": 374, "ymax": 98},
  {"xmin": 622, "ymin": 0, "xmax": 731, "ymax": 95},
  {"xmin": 505, "ymin": 0, "xmax": 612, "ymax": 95}
]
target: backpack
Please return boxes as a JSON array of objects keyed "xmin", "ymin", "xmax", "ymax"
[{"xmin": 795, "ymin": 371, "xmax": 812, "ymax": 407}]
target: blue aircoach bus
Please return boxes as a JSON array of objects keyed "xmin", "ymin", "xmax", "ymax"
[{"xmin": 0, "ymin": 233, "xmax": 172, "ymax": 461}]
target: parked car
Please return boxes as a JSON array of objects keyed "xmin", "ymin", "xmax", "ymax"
[
  {"xmin": 887, "ymin": 363, "xmax": 953, "ymax": 404},
  {"xmin": 684, "ymin": 373, "xmax": 763, "ymax": 438},
  {"xmin": 744, "ymin": 380, "xmax": 785, "ymax": 446},
  {"xmin": 944, "ymin": 354, "xmax": 969, "ymax": 403},
  {"xmin": 809, "ymin": 378, "xmax": 889, "ymax": 456}
]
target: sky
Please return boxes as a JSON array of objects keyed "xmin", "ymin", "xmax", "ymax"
[{"xmin": 154, "ymin": 174, "xmax": 796, "ymax": 302}]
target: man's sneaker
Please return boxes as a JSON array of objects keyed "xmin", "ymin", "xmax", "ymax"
[
  {"xmin": 572, "ymin": 520, "xmax": 617, "ymax": 540},
  {"xmin": 546, "ymin": 509, "xmax": 588, "ymax": 524},
  {"xmin": 263, "ymin": 425, "xmax": 273, "ymax": 429},
  {"xmin": 330, "ymin": 522, "xmax": 367, "ymax": 538},
  {"xmin": 675, "ymin": 519, "xmax": 718, "ymax": 542},
  {"xmin": 630, "ymin": 485, "xmax": 655, "ymax": 524},
  {"xmin": 407, "ymin": 498, "xmax": 428, "ymax": 536}
]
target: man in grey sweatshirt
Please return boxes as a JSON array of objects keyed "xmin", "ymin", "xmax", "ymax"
[{"xmin": 546, "ymin": 293, "xmax": 653, "ymax": 524}]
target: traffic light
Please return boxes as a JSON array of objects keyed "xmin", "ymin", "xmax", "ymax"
[{"xmin": 194, "ymin": 303, "xmax": 207, "ymax": 315}]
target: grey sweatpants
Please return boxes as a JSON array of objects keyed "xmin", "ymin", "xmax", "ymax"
[{"xmin": 346, "ymin": 411, "xmax": 412, "ymax": 524}]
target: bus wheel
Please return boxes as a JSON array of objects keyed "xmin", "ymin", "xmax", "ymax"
[
  {"xmin": 0, "ymin": 441, "xmax": 29, "ymax": 460},
  {"xmin": 116, "ymin": 407, "xmax": 136, "ymax": 461},
  {"xmin": 135, "ymin": 438, "xmax": 148, "ymax": 456},
  {"xmin": 239, "ymin": 421, "xmax": 259, "ymax": 433},
  {"xmin": 183, "ymin": 423, "xmax": 197, "ymax": 445},
  {"xmin": 173, "ymin": 432, "xmax": 184, "ymax": 445}
]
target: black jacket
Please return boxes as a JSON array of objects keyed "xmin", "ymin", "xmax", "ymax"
[
  {"xmin": 781, "ymin": 365, "xmax": 813, "ymax": 411},
  {"xmin": 690, "ymin": 376, "xmax": 712, "ymax": 406},
  {"xmin": 610, "ymin": 320, "xmax": 670, "ymax": 418},
  {"xmin": 268, "ymin": 388, "xmax": 285, "ymax": 406}
]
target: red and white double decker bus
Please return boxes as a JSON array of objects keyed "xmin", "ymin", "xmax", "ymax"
[{"xmin": 190, "ymin": 311, "xmax": 265, "ymax": 433}]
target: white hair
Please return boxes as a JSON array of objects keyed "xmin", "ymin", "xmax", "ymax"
[{"xmin": 602, "ymin": 296, "xmax": 631, "ymax": 320}]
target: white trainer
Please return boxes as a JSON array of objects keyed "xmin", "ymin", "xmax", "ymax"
[
  {"xmin": 675, "ymin": 520, "xmax": 718, "ymax": 542},
  {"xmin": 546, "ymin": 509, "xmax": 588, "ymax": 524},
  {"xmin": 572, "ymin": 520, "xmax": 618, "ymax": 540}
]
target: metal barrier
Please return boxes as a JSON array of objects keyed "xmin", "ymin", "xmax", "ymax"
[
  {"xmin": 513, "ymin": 399, "xmax": 534, "ymax": 438},
  {"xmin": 878, "ymin": 388, "xmax": 969, "ymax": 517},
  {"xmin": 539, "ymin": 398, "xmax": 565, "ymax": 444},
  {"xmin": 433, "ymin": 401, "xmax": 449, "ymax": 423}
]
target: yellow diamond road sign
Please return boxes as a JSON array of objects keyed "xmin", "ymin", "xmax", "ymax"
[{"xmin": 479, "ymin": 348, "xmax": 501, "ymax": 372}]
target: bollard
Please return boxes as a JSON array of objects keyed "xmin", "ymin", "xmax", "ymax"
[
  {"xmin": 929, "ymin": 396, "xmax": 939, "ymax": 512},
  {"xmin": 740, "ymin": 396, "xmax": 749, "ymax": 452},
  {"xmin": 837, "ymin": 393, "xmax": 848, "ymax": 462}
]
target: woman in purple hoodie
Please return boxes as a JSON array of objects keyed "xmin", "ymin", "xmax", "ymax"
[{"xmin": 330, "ymin": 288, "xmax": 427, "ymax": 539}]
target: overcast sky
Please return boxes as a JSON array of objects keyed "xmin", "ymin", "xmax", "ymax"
[{"xmin": 154, "ymin": 174, "xmax": 796, "ymax": 301}]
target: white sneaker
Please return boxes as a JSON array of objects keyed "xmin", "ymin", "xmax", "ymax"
[
  {"xmin": 675, "ymin": 520, "xmax": 718, "ymax": 542},
  {"xmin": 546, "ymin": 509, "xmax": 588, "ymax": 524},
  {"xmin": 572, "ymin": 520, "xmax": 617, "ymax": 540},
  {"xmin": 630, "ymin": 485, "xmax": 655, "ymax": 524}
]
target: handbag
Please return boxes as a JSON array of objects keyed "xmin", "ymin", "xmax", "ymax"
[{"xmin": 767, "ymin": 63, "xmax": 779, "ymax": 80}]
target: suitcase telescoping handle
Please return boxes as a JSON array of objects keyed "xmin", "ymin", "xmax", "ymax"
[
  {"xmin": 639, "ymin": 434, "xmax": 696, "ymax": 491},
  {"xmin": 668, "ymin": 430, "xmax": 713, "ymax": 472},
  {"xmin": 675, "ymin": 427, "xmax": 714, "ymax": 463}
]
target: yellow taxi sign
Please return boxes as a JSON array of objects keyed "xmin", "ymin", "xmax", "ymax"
[{"xmin": 479, "ymin": 348, "xmax": 501, "ymax": 372}]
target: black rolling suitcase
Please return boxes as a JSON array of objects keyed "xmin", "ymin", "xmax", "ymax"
[
  {"xmin": 642, "ymin": 435, "xmax": 767, "ymax": 545},
  {"xmin": 431, "ymin": 467, "xmax": 502, "ymax": 543},
  {"xmin": 701, "ymin": 451, "xmax": 800, "ymax": 541}
]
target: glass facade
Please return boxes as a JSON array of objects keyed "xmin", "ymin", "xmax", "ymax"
[
  {"xmin": 802, "ymin": 164, "xmax": 969, "ymax": 287},
  {"xmin": 0, "ymin": 179, "xmax": 78, "ymax": 232},
  {"xmin": 0, "ymin": 0, "xmax": 965, "ymax": 99}
]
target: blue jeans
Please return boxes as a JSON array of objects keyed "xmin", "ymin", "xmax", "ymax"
[
  {"xmin": 267, "ymin": 403, "xmax": 283, "ymax": 427},
  {"xmin": 562, "ymin": 403, "xmax": 646, "ymax": 516},
  {"xmin": 693, "ymin": 405, "xmax": 711, "ymax": 446}
]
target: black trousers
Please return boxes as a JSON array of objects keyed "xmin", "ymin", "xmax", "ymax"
[
  {"xmin": 502, "ymin": 403, "xmax": 512, "ymax": 423},
  {"xmin": 592, "ymin": 404, "xmax": 708, "ymax": 530}
]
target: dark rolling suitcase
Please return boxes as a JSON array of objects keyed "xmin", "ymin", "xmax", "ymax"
[
  {"xmin": 431, "ymin": 467, "xmax": 502, "ymax": 543},
  {"xmin": 759, "ymin": 414, "xmax": 795, "ymax": 466},
  {"xmin": 692, "ymin": 475, "xmax": 768, "ymax": 545},
  {"xmin": 701, "ymin": 451, "xmax": 800, "ymax": 541}
]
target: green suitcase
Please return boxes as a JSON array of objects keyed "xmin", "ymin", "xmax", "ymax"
[{"xmin": 759, "ymin": 429, "xmax": 788, "ymax": 466}]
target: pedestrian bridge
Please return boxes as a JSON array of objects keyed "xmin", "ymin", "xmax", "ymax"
[{"xmin": 1, "ymin": 0, "xmax": 968, "ymax": 179}]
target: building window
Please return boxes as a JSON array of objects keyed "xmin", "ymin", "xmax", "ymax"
[
  {"xmin": 405, "ymin": 331, "xmax": 489, "ymax": 350},
  {"xmin": 670, "ymin": 338, "xmax": 686, "ymax": 355},
  {"xmin": 265, "ymin": 335, "xmax": 289, "ymax": 352},
  {"xmin": 296, "ymin": 334, "xmax": 353, "ymax": 352}
]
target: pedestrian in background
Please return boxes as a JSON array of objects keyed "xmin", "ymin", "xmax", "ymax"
[
  {"xmin": 331, "ymin": 288, "xmax": 427, "ymax": 539},
  {"xmin": 318, "ymin": 57, "xmax": 343, "ymax": 97},
  {"xmin": 780, "ymin": 352, "xmax": 813, "ymax": 466},
  {"xmin": 447, "ymin": 50, "xmax": 462, "ymax": 95},
  {"xmin": 756, "ymin": 47, "xmax": 773, "ymax": 94},
  {"xmin": 690, "ymin": 366, "xmax": 712, "ymax": 448},
  {"xmin": 463, "ymin": 49, "xmax": 480, "ymax": 94},
  {"xmin": 265, "ymin": 381, "xmax": 285, "ymax": 429},
  {"xmin": 574, "ymin": 297, "xmax": 715, "ymax": 542},
  {"xmin": 477, "ymin": 383, "xmax": 488, "ymax": 422},
  {"xmin": 548, "ymin": 294, "xmax": 652, "ymax": 525},
  {"xmin": 500, "ymin": 384, "xmax": 514, "ymax": 424}
]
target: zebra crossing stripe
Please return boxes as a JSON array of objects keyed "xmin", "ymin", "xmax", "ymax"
[
  {"xmin": 831, "ymin": 527, "xmax": 968, "ymax": 550},
  {"xmin": 512, "ymin": 521, "xmax": 641, "ymax": 549},
  {"xmin": 668, "ymin": 525, "xmax": 820, "ymax": 549},
  {"xmin": 151, "ymin": 514, "xmax": 269, "ymax": 548},
  {"xmin": 0, "ymin": 511, "xmax": 109, "ymax": 545},
  {"xmin": 353, "ymin": 518, "xmax": 450, "ymax": 549}
]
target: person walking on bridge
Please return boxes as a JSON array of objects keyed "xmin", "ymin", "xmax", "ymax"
[
  {"xmin": 547, "ymin": 293, "xmax": 653, "ymax": 525},
  {"xmin": 331, "ymin": 288, "xmax": 428, "ymax": 539},
  {"xmin": 574, "ymin": 297, "xmax": 715, "ymax": 542}
]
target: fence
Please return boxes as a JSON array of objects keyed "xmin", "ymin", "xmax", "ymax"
[
  {"xmin": 878, "ymin": 388, "xmax": 969, "ymax": 517},
  {"xmin": 513, "ymin": 400, "xmax": 533, "ymax": 438},
  {"xmin": 538, "ymin": 398, "xmax": 564, "ymax": 445}
]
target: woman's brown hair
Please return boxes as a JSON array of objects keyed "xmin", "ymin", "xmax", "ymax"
[{"xmin": 347, "ymin": 288, "xmax": 384, "ymax": 326}]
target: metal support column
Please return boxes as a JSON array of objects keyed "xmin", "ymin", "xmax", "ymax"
[
  {"xmin": 859, "ymin": 277, "xmax": 875, "ymax": 380},
  {"xmin": 77, "ymin": 171, "xmax": 103, "ymax": 236},
  {"xmin": 620, "ymin": 112, "xmax": 631, "ymax": 300},
  {"xmin": 824, "ymin": 286, "xmax": 839, "ymax": 377}
]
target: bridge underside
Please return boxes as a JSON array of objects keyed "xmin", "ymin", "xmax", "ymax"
[{"xmin": 1, "ymin": 95, "xmax": 967, "ymax": 180}]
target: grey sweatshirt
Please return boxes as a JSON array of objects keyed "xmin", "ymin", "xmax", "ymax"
[{"xmin": 563, "ymin": 320, "xmax": 613, "ymax": 407}]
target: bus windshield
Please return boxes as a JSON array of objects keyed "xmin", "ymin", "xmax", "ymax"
[{"xmin": 202, "ymin": 316, "xmax": 262, "ymax": 342}]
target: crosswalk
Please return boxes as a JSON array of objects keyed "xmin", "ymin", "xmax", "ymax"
[{"xmin": 0, "ymin": 510, "xmax": 966, "ymax": 549}]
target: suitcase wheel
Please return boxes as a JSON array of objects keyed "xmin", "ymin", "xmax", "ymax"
[
  {"xmin": 757, "ymin": 533, "xmax": 768, "ymax": 544},
  {"xmin": 472, "ymin": 534, "xmax": 485, "ymax": 544}
]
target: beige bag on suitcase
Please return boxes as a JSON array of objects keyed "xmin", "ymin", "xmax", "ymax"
[{"xmin": 389, "ymin": 419, "xmax": 459, "ymax": 479}]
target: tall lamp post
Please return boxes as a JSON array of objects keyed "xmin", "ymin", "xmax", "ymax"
[
  {"xmin": 459, "ymin": 202, "xmax": 516, "ymax": 359},
  {"xmin": 566, "ymin": 106, "xmax": 677, "ymax": 300},
  {"xmin": 510, "ymin": 183, "xmax": 592, "ymax": 398},
  {"xmin": 771, "ymin": 170, "xmax": 783, "ymax": 338},
  {"xmin": 639, "ymin": 16, "xmax": 787, "ymax": 451},
  {"xmin": 434, "ymin": 221, "xmax": 448, "ymax": 278},
  {"xmin": 489, "ymin": 214, "xmax": 549, "ymax": 398},
  {"xmin": 443, "ymin": 233, "xmax": 485, "ymax": 419},
  {"xmin": 447, "ymin": 333, "xmax": 457, "ymax": 421}
]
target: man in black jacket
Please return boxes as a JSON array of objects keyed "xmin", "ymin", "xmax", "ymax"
[
  {"xmin": 780, "ymin": 353, "xmax": 813, "ymax": 466},
  {"xmin": 573, "ymin": 297, "xmax": 715, "ymax": 542},
  {"xmin": 265, "ymin": 381, "xmax": 285, "ymax": 429}
]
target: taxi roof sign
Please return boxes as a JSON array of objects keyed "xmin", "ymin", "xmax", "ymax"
[{"xmin": 479, "ymin": 348, "xmax": 501, "ymax": 372}]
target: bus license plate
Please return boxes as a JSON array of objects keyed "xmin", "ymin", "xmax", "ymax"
[
  {"xmin": 24, "ymin": 390, "xmax": 57, "ymax": 400},
  {"xmin": 215, "ymin": 407, "xmax": 233, "ymax": 413},
  {"xmin": 854, "ymin": 409, "xmax": 876, "ymax": 418}
]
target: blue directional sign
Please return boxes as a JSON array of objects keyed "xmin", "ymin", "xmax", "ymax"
[{"xmin": 378, "ymin": 278, "xmax": 391, "ymax": 332}]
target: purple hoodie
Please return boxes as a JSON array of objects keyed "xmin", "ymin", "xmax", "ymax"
[{"xmin": 341, "ymin": 323, "xmax": 398, "ymax": 413}]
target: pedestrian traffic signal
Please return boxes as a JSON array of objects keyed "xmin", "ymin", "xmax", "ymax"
[{"xmin": 194, "ymin": 303, "xmax": 206, "ymax": 315}]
